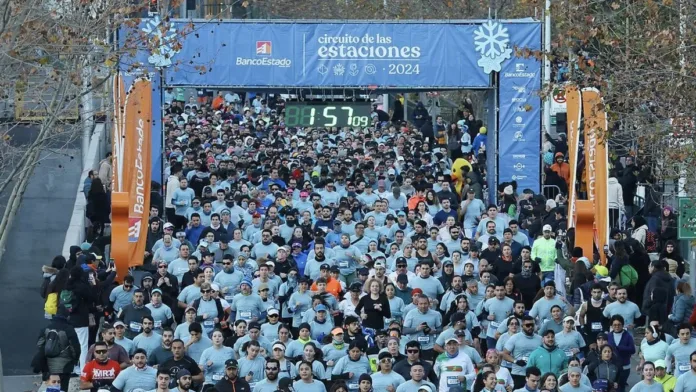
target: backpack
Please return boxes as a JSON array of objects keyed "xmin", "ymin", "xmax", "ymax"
[
  {"xmin": 44, "ymin": 328, "xmax": 68, "ymax": 358},
  {"xmin": 59, "ymin": 289, "xmax": 77, "ymax": 313},
  {"xmin": 619, "ymin": 264, "xmax": 639, "ymax": 287},
  {"xmin": 645, "ymin": 231, "xmax": 658, "ymax": 253},
  {"xmin": 44, "ymin": 292, "xmax": 58, "ymax": 316}
]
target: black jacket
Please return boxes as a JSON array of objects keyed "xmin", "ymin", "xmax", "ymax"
[
  {"xmin": 393, "ymin": 358, "xmax": 439, "ymax": 385},
  {"xmin": 66, "ymin": 274, "xmax": 96, "ymax": 328},
  {"xmin": 215, "ymin": 376, "xmax": 251, "ymax": 392},
  {"xmin": 642, "ymin": 270, "xmax": 675, "ymax": 314}
]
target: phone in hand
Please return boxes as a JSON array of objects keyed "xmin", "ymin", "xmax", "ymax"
[{"xmin": 109, "ymin": 258, "xmax": 115, "ymax": 268}]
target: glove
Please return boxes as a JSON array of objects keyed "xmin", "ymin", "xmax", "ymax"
[
  {"xmin": 555, "ymin": 241, "xmax": 563, "ymax": 250},
  {"xmin": 91, "ymin": 380, "xmax": 104, "ymax": 388},
  {"xmin": 515, "ymin": 359, "xmax": 527, "ymax": 366},
  {"xmin": 534, "ymin": 257, "xmax": 542, "ymax": 264}
]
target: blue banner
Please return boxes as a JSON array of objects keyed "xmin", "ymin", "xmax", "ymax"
[
  {"xmin": 121, "ymin": 20, "xmax": 539, "ymax": 88},
  {"xmin": 498, "ymin": 23, "xmax": 542, "ymax": 193}
]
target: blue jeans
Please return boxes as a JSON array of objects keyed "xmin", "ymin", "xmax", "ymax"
[{"xmin": 542, "ymin": 271, "xmax": 554, "ymax": 284}]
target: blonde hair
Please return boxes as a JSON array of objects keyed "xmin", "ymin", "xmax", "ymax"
[{"xmin": 366, "ymin": 278, "xmax": 384, "ymax": 294}]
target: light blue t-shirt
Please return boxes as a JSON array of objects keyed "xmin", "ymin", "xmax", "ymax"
[
  {"xmin": 410, "ymin": 276, "xmax": 445, "ymax": 300},
  {"xmin": 109, "ymin": 285, "xmax": 137, "ymax": 312},
  {"xmin": 504, "ymin": 332, "xmax": 543, "ymax": 376},
  {"xmin": 463, "ymin": 199, "xmax": 486, "ymax": 230},
  {"xmin": 674, "ymin": 371, "xmax": 696, "ymax": 392},
  {"xmin": 483, "ymin": 297, "xmax": 514, "ymax": 338},
  {"xmin": 238, "ymin": 356, "xmax": 266, "ymax": 384},
  {"xmin": 132, "ymin": 333, "xmax": 162, "ymax": 358},
  {"xmin": 332, "ymin": 355, "xmax": 371, "ymax": 391},
  {"xmin": 111, "ymin": 365, "xmax": 157, "ymax": 391},
  {"xmin": 199, "ymin": 345, "xmax": 235, "ymax": 384},
  {"xmin": 629, "ymin": 381, "xmax": 665, "ymax": 392},
  {"xmin": 530, "ymin": 296, "xmax": 567, "ymax": 323},
  {"xmin": 603, "ymin": 300, "xmax": 642, "ymax": 327},
  {"xmin": 293, "ymin": 379, "xmax": 328, "ymax": 392},
  {"xmin": 372, "ymin": 370, "xmax": 407, "ymax": 391},
  {"xmin": 403, "ymin": 309, "xmax": 442, "ymax": 350},
  {"xmin": 560, "ymin": 382, "xmax": 593, "ymax": 392},
  {"xmin": 185, "ymin": 336, "xmax": 213, "ymax": 363}
]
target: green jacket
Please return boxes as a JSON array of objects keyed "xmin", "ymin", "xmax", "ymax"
[{"xmin": 528, "ymin": 344, "xmax": 568, "ymax": 375}]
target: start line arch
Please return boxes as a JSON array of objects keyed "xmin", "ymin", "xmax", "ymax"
[{"xmin": 120, "ymin": 18, "xmax": 543, "ymax": 197}]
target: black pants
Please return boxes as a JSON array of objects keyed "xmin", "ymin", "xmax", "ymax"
[
  {"xmin": 609, "ymin": 208, "xmax": 620, "ymax": 229},
  {"xmin": 513, "ymin": 375, "xmax": 526, "ymax": 390}
]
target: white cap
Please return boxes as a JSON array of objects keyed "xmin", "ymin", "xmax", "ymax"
[
  {"xmin": 267, "ymin": 308, "xmax": 280, "ymax": 316},
  {"xmin": 418, "ymin": 386, "xmax": 434, "ymax": 392},
  {"xmin": 163, "ymin": 222, "xmax": 174, "ymax": 229},
  {"xmin": 543, "ymin": 224, "xmax": 553, "ymax": 232},
  {"xmin": 210, "ymin": 283, "xmax": 220, "ymax": 292},
  {"xmin": 388, "ymin": 168, "xmax": 396, "ymax": 175}
]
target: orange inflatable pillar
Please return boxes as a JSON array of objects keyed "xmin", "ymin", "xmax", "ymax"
[{"xmin": 111, "ymin": 192, "xmax": 130, "ymax": 283}]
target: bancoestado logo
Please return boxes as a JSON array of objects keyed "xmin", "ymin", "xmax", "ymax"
[{"xmin": 236, "ymin": 41, "xmax": 292, "ymax": 68}]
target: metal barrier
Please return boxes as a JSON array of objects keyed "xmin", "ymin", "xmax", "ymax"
[{"xmin": 542, "ymin": 185, "xmax": 562, "ymax": 201}]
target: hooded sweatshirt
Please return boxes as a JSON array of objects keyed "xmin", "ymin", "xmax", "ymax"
[{"xmin": 527, "ymin": 343, "xmax": 568, "ymax": 375}]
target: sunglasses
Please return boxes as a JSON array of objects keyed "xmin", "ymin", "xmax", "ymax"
[
  {"xmin": 222, "ymin": 262, "xmax": 232, "ymax": 265},
  {"xmin": 265, "ymin": 367, "xmax": 279, "ymax": 371},
  {"xmin": 269, "ymin": 314, "xmax": 279, "ymax": 317},
  {"xmin": 123, "ymin": 285, "xmax": 132, "ymax": 289},
  {"xmin": 95, "ymin": 349, "xmax": 108, "ymax": 354},
  {"xmin": 523, "ymin": 324, "xmax": 535, "ymax": 327},
  {"xmin": 158, "ymin": 265, "xmax": 167, "ymax": 269},
  {"xmin": 380, "ymin": 358, "xmax": 392, "ymax": 363},
  {"xmin": 407, "ymin": 349, "xmax": 420, "ymax": 354},
  {"xmin": 201, "ymin": 289, "xmax": 212, "ymax": 293}
]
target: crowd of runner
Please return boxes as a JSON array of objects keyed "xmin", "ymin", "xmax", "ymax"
[{"xmin": 33, "ymin": 91, "xmax": 693, "ymax": 392}]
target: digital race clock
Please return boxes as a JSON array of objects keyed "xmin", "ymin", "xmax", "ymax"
[{"xmin": 284, "ymin": 102, "xmax": 372, "ymax": 128}]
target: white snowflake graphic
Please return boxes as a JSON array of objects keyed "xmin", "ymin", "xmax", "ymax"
[
  {"xmin": 473, "ymin": 21, "xmax": 513, "ymax": 74},
  {"xmin": 333, "ymin": 63, "xmax": 345, "ymax": 76},
  {"xmin": 141, "ymin": 17, "xmax": 179, "ymax": 68}
]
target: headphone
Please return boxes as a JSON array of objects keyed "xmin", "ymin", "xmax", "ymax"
[{"xmin": 650, "ymin": 325, "xmax": 659, "ymax": 339}]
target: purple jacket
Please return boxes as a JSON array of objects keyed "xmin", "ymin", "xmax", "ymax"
[{"xmin": 607, "ymin": 330, "xmax": 635, "ymax": 367}]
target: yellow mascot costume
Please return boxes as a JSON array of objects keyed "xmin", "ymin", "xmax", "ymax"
[{"xmin": 450, "ymin": 158, "xmax": 473, "ymax": 198}]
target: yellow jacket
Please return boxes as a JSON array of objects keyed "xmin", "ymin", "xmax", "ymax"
[{"xmin": 656, "ymin": 374, "xmax": 677, "ymax": 392}]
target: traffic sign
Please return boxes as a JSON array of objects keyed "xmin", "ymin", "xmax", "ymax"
[{"xmin": 677, "ymin": 197, "xmax": 696, "ymax": 239}]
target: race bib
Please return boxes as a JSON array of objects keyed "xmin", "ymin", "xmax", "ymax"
[
  {"xmin": 240, "ymin": 311, "xmax": 251, "ymax": 319},
  {"xmin": 212, "ymin": 373, "xmax": 223, "ymax": 381},
  {"xmin": 417, "ymin": 336, "xmax": 430, "ymax": 343},
  {"xmin": 679, "ymin": 363, "xmax": 690, "ymax": 372},
  {"xmin": 591, "ymin": 322, "xmax": 602, "ymax": 331},
  {"xmin": 521, "ymin": 356, "xmax": 529, "ymax": 362},
  {"xmin": 154, "ymin": 320, "xmax": 162, "ymax": 329},
  {"xmin": 339, "ymin": 261, "xmax": 349, "ymax": 268},
  {"xmin": 564, "ymin": 349, "xmax": 574, "ymax": 357},
  {"xmin": 203, "ymin": 320, "xmax": 215, "ymax": 327},
  {"xmin": 176, "ymin": 267, "xmax": 188, "ymax": 275},
  {"xmin": 447, "ymin": 376, "xmax": 460, "ymax": 385},
  {"xmin": 348, "ymin": 383, "xmax": 360, "ymax": 390},
  {"xmin": 129, "ymin": 321, "xmax": 142, "ymax": 332},
  {"xmin": 490, "ymin": 321, "xmax": 500, "ymax": 329}
]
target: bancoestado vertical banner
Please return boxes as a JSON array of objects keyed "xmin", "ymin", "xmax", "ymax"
[
  {"xmin": 498, "ymin": 23, "xmax": 542, "ymax": 193},
  {"xmin": 112, "ymin": 72, "xmax": 153, "ymax": 276}
]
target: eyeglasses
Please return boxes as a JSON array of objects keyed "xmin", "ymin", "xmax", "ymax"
[
  {"xmin": 380, "ymin": 358, "xmax": 392, "ymax": 363},
  {"xmin": 269, "ymin": 314, "xmax": 279, "ymax": 317},
  {"xmin": 222, "ymin": 262, "xmax": 232, "ymax": 265},
  {"xmin": 201, "ymin": 289, "xmax": 212, "ymax": 293},
  {"xmin": 123, "ymin": 285, "xmax": 132, "ymax": 289},
  {"xmin": 95, "ymin": 349, "xmax": 108, "ymax": 354}
]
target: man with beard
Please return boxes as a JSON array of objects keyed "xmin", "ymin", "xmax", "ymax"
[
  {"xmin": 440, "ymin": 275, "xmax": 465, "ymax": 313},
  {"xmin": 502, "ymin": 315, "xmax": 543, "ymax": 389},
  {"xmin": 415, "ymin": 236, "xmax": 439, "ymax": 268},
  {"xmin": 252, "ymin": 357, "xmax": 281, "ymax": 391},
  {"xmin": 279, "ymin": 209, "xmax": 299, "ymax": 242},
  {"xmin": 251, "ymin": 229, "xmax": 279, "ymax": 260},
  {"xmin": 214, "ymin": 254, "xmax": 245, "ymax": 302},
  {"xmin": 80, "ymin": 341, "xmax": 120, "ymax": 392},
  {"xmin": 117, "ymin": 289, "xmax": 152, "ymax": 339},
  {"xmin": 155, "ymin": 261, "xmax": 180, "ymax": 310},
  {"xmin": 494, "ymin": 301, "xmax": 527, "ymax": 338},
  {"xmin": 160, "ymin": 339, "xmax": 204, "ymax": 387},
  {"xmin": 216, "ymin": 359, "xmax": 251, "ymax": 392},
  {"xmin": 513, "ymin": 259, "xmax": 541, "ymax": 310},
  {"xmin": 578, "ymin": 283, "xmax": 610, "ymax": 346},
  {"xmin": 86, "ymin": 323, "xmax": 130, "ymax": 369},
  {"xmin": 132, "ymin": 315, "xmax": 163, "ymax": 357},
  {"xmin": 172, "ymin": 369, "xmax": 194, "ymax": 391},
  {"xmin": 149, "ymin": 327, "xmax": 175, "ymax": 366}
]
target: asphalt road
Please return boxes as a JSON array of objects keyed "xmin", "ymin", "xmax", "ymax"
[{"xmin": 0, "ymin": 149, "xmax": 81, "ymax": 376}]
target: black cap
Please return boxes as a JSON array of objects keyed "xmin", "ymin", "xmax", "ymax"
[
  {"xmin": 450, "ymin": 312, "xmax": 466, "ymax": 324},
  {"xmin": 248, "ymin": 322, "xmax": 260, "ymax": 331},
  {"xmin": 299, "ymin": 322, "xmax": 311, "ymax": 332},
  {"xmin": 330, "ymin": 265, "xmax": 340, "ymax": 273},
  {"xmin": 395, "ymin": 257, "xmax": 407, "ymax": 266},
  {"xmin": 386, "ymin": 214, "xmax": 395, "ymax": 220},
  {"xmin": 378, "ymin": 351, "xmax": 393, "ymax": 360},
  {"xmin": 454, "ymin": 328, "xmax": 467, "ymax": 337},
  {"xmin": 225, "ymin": 359, "xmax": 239, "ymax": 369},
  {"xmin": 278, "ymin": 377, "xmax": 294, "ymax": 392},
  {"xmin": 488, "ymin": 237, "xmax": 500, "ymax": 244},
  {"xmin": 358, "ymin": 267, "xmax": 369, "ymax": 276},
  {"xmin": 597, "ymin": 332, "xmax": 608, "ymax": 340},
  {"xmin": 396, "ymin": 273, "xmax": 409, "ymax": 283},
  {"xmin": 320, "ymin": 263, "xmax": 330, "ymax": 270},
  {"xmin": 177, "ymin": 369, "xmax": 191, "ymax": 380},
  {"xmin": 544, "ymin": 280, "xmax": 556, "ymax": 288},
  {"xmin": 350, "ymin": 282, "xmax": 363, "ymax": 292}
]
